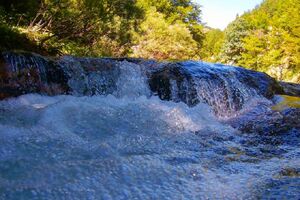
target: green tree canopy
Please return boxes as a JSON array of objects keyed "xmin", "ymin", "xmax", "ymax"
[
  {"xmin": 0, "ymin": 0, "xmax": 204, "ymax": 59},
  {"xmin": 131, "ymin": 8, "xmax": 199, "ymax": 60},
  {"xmin": 215, "ymin": 0, "xmax": 300, "ymax": 82}
]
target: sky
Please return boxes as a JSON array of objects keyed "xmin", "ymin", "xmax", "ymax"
[{"xmin": 195, "ymin": 0, "xmax": 263, "ymax": 30}]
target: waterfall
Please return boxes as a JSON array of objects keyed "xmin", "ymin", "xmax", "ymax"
[
  {"xmin": 0, "ymin": 52, "xmax": 280, "ymax": 117},
  {"xmin": 0, "ymin": 52, "xmax": 299, "ymax": 199},
  {"xmin": 1, "ymin": 51, "xmax": 283, "ymax": 117},
  {"xmin": 148, "ymin": 61, "xmax": 282, "ymax": 117},
  {"xmin": 0, "ymin": 52, "xmax": 69, "ymax": 98}
]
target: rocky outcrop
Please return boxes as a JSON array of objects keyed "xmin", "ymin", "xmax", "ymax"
[
  {"xmin": 279, "ymin": 81, "xmax": 300, "ymax": 97},
  {"xmin": 0, "ymin": 52, "xmax": 69, "ymax": 99},
  {"xmin": 148, "ymin": 62, "xmax": 283, "ymax": 116},
  {"xmin": 227, "ymin": 102, "xmax": 300, "ymax": 135},
  {"xmin": 0, "ymin": 51, "xmax": 286, "ymax": 116},
  {"xmin": 58, "ymin": 56, "xmax": 122, "ymax": 96}
]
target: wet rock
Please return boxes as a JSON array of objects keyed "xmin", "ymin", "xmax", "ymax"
[
  {"xmin": 0, "ymin": 51, "xmax": 70, "ymax": 99},
  {"xmin": 279, "ymin": 81, "xmax": 300, "ymax": 97},
  {"xmin": 279, "ymin": 167, "xmax": 300, "ymax": 178},
  {"xmin": 58, "ymin": 56, "xmax": 121, "ymax": 96},
  {"xmin": 233, "ymin": 66, "xmax": 284, "ymax": 98},
  {"xmin": 0, "ymin": 51, "xmax": 285, "ymax": 117},
  {"xmin": 148, "ymin": 61, "xmax": 283, "ymax": 116},
  {"xmin": 281, "ymin": 108, "xmax": 300, "ymax": 128},
  {"xmin": 148, "ymin": 62, "xmax": 199, "ymax": 106},
  {"xmin": 228, "ymin": 106, "xmax": 300, "ymax": 135}
]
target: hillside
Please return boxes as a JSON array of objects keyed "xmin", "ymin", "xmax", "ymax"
[{"xmin": 215, "ymin": 0, "xmax": 300, "ymax": 83}]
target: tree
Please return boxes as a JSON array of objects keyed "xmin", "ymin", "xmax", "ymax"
[
  {"xmin": 0, "ymin": 0, "xmax": 205, "ymax": 59},
  {"xmin": 216, "ymin": 0, "xmax": 300, "ymax": 83},
  {"xmin": 131, "ymin": 8, "xmax": 199, "ymax": 60},
  {"xmin": 200, "ymin": 28, "xmax": 224, "ymax": 62},
  {"xmin": 136, "ymin": 0, "xmax": 204, "ymax": 51},
  {"xmin": 219, "ymin": 17, "xmax": 249, "ymax": 65}
]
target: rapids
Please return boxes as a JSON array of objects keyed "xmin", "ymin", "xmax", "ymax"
[{"xmin": 0, "ymin": 52, "xmax": 299, "ymax": 199}]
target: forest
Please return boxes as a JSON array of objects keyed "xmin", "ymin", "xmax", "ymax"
[{"xmin": 0, "ymin": 0, "xmax": 299, "ymax": 83}]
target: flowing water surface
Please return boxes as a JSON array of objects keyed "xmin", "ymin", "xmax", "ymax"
[{"xmin": 0, "ymin": 53, "xmax": 299, "ymax": 199}]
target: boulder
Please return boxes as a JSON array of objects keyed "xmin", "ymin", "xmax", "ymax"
[
  {"xmin": 0, "ymin": 51, "xmax": 69, "ymax": 99},
  {"xmin": 148, "ymin": 61, "xmax": 284, "ymax": 116},
  {"xmin": 279, "ymin": 81, "xmax": 300, "ymax": 97}
]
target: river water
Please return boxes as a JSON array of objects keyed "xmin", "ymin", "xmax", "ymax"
[{"xmin": 0, "ymin": 54, "xmax": 299, "ymax": 199}]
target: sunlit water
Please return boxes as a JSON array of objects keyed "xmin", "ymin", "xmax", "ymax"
[{"xmin": 0, "ymin": 54, "xmax": 299, "ymax": 199}]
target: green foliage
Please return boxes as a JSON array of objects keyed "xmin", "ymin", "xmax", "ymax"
[
  {"xmin": 215, "ymin": 0, "xmax": 300, "ymax": 83},
  {"xmin": 0, "ymin": 0, "xmax": 204, "ymax": 59},
  {"xmin": 136, "ymin": 0, "xmax": 201, "ymax": 24},
  {"xmin": 200, "ymin": 28, "xmax": 224, "ymax": 62},
  {"xmin": 132, "ymin": 0, "xmax": 204, "ymax": 60},
  {"xmin": 0, "ymin": 22, "xmax": 45, "ymax": 53},
  {"xmin": 219, "ymin": 17, "xmax": 250, "ymax": 65},
  {"xmin": 0, "ymin": 0, "xmax": 40, "ymax": 25},
  {"xmin": 131, "ymin": 8, "xmax": 199, "ymax": 60}
]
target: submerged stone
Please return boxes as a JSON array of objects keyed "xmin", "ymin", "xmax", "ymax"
[{"xmin": 227, "ymin": 104, "xmax": 300, "ymax": 135}]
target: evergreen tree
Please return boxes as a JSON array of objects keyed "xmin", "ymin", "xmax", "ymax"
[{"xmin": 219, "ymin": 17, "xmax": 249, "ymax": 65}]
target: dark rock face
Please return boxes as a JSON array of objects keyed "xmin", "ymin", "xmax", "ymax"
[
  {"xmin": 232, "ymin": 66, "xmax": 284, "ymax": 98},
  {"xmin": 227, "ymin": 104, "xmax": 300, "ymax": 135},
  {"xmin": 0, "ymin": 52, "xmax": 156, "ymax": 99},
  {"xmin": 148, "ymin": 61, "xmax": 283, "ymax": 116},
  {"xmin": 148, "ymin": 62, "xmax": 199, "ymax": 106},
  {"xmin": 279, "ymin": 81, "xmax": 300, "ymax": 97},
  {"xmin": 0, "ymin": 51, "xmax": 285, "ymax": 117},
  {"xmin": 0, "ymin": 52, "xmax": 69, "ymax": 99}
]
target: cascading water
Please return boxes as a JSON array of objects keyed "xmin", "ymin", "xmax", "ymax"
[
  {"xmin": 0, "ymin": 52, "xmax": 69, "ymax": 97},
  {"xmin": 0, "ymin": 52, "xmax": 299, "ymax": 199}
]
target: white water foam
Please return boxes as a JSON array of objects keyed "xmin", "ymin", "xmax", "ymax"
[
  {"xmin": 0, "ymin": 94, "xmax": 299, "ymax": 199},
  {"xmin": 0, "ymin": 55, "xmax": 299, "ymax": 199}
]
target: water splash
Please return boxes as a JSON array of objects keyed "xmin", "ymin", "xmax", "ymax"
[
  {"xmin": 113, "ymin": 61, "xmax": 151, "ymax": 98},
  {"xmin": 0, "ymin": 94, "xmax": 299, "ymax": 199},
  {"xmin": 1, "ymin": 52, "xmax": 297, "ymax": 199},
  {"xmin": 1, "ymin": 52, "xmax": 283, "ymax": 117},
  {"xmin": 148, "ymin": 61, "xmax": 281, "ymax": 117}
]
